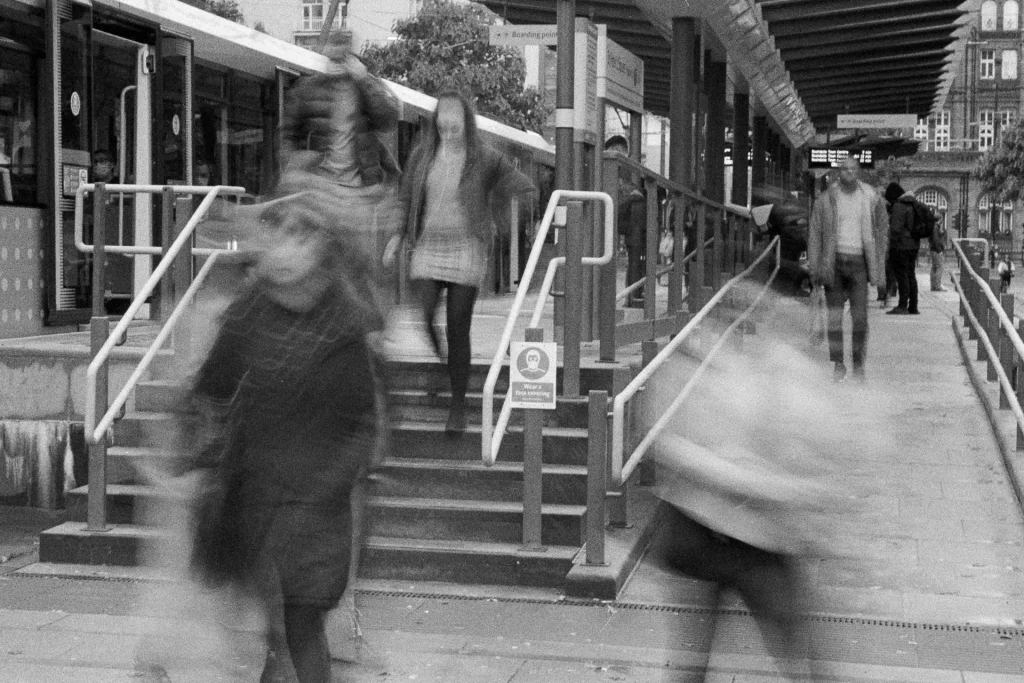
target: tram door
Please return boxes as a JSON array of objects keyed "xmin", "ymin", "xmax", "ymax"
[{"xmin": 91, "ymin": 31, "xmax": 153, "ymax": 315}]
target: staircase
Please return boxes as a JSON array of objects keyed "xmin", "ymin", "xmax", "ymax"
[{"xmin": 39, "ymin": 355, "xmax": 630, "ymax": 590}]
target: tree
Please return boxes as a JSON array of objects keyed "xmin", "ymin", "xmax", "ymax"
[
  {"xmin": 360, "ymin": 0, "xmax": 550, "ymax": 134},
  {"xmin": 975, "ymin": 117, "xmax": 1024, "ymax": 202},
  {"xmin": 182, "ymin": 0, "xmax": 244, "ymax": 23}
]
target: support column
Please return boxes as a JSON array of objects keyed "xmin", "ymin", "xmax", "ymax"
[
  {"xmin": 628, "ymin": 111, "xmax": 643, "ymax": 163},
  {"xmin": 705, "ymin": 58, "xmax": 727, "ymax": 204},
  {"xmin": 751, "ymin": 115, "xmax": 767, "ymax": 192},
  {"xmin": 732, "ymin": 92, "xmax": 749, "ymax": 206},
  {"xmin": 669, "ymin": 18, "xmax": 696, "ymax": 190},
  {"xmin": 780, "ymin": 144, "xmax": 791, "ymax": 192},
  {"xmin": 554, "ymin": 0, "xmax": 575, "ymax": 338}
]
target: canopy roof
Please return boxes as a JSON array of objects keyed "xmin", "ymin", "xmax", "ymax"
[{"xmin": 480, "ymin": 1, "xmax": 974, "ymax": 145}]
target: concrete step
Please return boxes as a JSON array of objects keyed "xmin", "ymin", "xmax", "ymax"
[
  {"xmin": 106, "ymin": 446, "xmax": 180, "ymax": 484},
  {"xmin": 390, "ymin": 421, "xmax": 589, "ymax": 465},
  {"xmin": 65, "ymin": 484, "xmax": 165, "ymax": 525},
  {"xmin": 366, "ymin": 496, "xmax": 585, "ymax": 546},
  {"xmin": 38, "ymin": 521, "xmax": 164, "ymax": 566},
  {"xmin": 135, "ymin": 379, "xmax": 188, "ymax": 413},
  {"xmin": 371, "ymin": 458, "xmax": 587, "ymax": 504},
  {"xmin": 388, "ymin": 390, "xmax": 589, "ymax": 428},
  {"xmin": 112, "ymin": 411, "xmax": 177, "ymax": 448},
  {"xmin": 359, "ymin": 535, "xmax": 578, "ymax": 588},
  {"xmin": 383, "ymin": 359, "xmax": 625, "ymax": 395}
]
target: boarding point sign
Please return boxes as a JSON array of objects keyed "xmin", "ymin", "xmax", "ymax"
[{"xmin": 509, "ymin": 341, "xmax": 558, "ymax": 410}]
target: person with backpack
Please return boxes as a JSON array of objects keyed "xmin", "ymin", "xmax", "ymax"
[
  {"xmin": 883, "ymin": 182, "xmax": 931, "ymax": 315},
  {"xmin": 929, "ymin": 214, "xmax": 948, "ymax": 292},
  {"xmin": 998, "ymin": 253, "xmax": 1015, "ymax": 292}
]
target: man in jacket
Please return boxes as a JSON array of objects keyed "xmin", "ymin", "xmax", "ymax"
[
  {"xmin": 808, "ymin": 157, "xmax": 887, "ymax": 381},
  {"xmin": 929, "ymin": 216, "xmax": 947, "ymax": 292},
  {"xmin": 883, "ymin": 182, "xmax": 921, "ymax": 315}
]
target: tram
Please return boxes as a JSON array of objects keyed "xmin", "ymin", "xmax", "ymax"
[{"xmin": 0, "ymin": 0, "xmax": 554, "ymax": 338}]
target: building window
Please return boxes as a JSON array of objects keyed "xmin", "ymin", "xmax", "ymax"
[
  {"xmin": 301, "ymin": 0, "xmax": 340, "ymax": 32},
  {"xmin": 1001, "ymin": 110, "xmax": 1016, "ymax": 138},
  {"xmin": 979, "ymin": 194, "xmax": 1014, "ymax": 234},
  {"xmin": 1005, "ymin": 0, "xmax": 1020, "ymax": 30},
  {"xmin": 914, "ymin": 118, "xmax": 929, "ymax": 152},
  {"xmin": 983, "ymin": 0, "xmax": 999, "ymax": 30},
  {"xmin": 981, "ymin": 50, "xmax": 996, "ymax": 79},
  {"xmin": 0, "ymin": 45, "xmax": 39, "ymax": 205},
  {"xmin": 980, "ymin": 110, "xmax": 995, "ymax": 150},
  {"xmin": 935, "ymin": 110, "xmax": 951, "ymax": 151},
  {"xmin": 1002, "ymin": 50, "xmax": 1018, "ymax": 79},
  {"xmin": 919, "ymin": 190, "xmax": 949, "ymax": 233}
]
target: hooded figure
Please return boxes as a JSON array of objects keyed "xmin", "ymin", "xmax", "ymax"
[{"xmin": 884, "ymin": 182, "xmax": 921, "ymax": 314}]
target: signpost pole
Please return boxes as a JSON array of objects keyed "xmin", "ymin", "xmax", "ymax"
[{"xmin": 521, "ymin": 327, "xmax": 546, "ymax": 552}]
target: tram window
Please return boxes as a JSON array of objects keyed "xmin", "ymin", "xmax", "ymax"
[
  {"xmin": 60, "ymin": 26, "xmax": 90, "ymax": 152},
  {"xmin": 0, "ymin": 46, "xmax": 38, "ymax": 204},
  {"xmin": 195, "ymin": 66, "xmax": 226, "ymax": 100}
]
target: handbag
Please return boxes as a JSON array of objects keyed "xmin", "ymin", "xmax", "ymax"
[{"xmin": 808, "ymin": 285, "xmax": 827, "ymax": 347}]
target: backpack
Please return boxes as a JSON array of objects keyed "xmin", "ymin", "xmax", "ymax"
[{"xmin": 910, "ymin": 201, "xmax": 938, "ymax": 240}]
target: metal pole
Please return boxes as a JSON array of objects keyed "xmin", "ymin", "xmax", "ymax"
[
  {"xmin": 87, "ymin": 183, "xmax": 110, "ymax": 533},
  {"xmin": 598, "ymin": 155, "xmax": 618, "ymax": 362},
  {"xmin": 643, "ymin": 178, "xmax": 658, "ymax": 321},
  {"xmin": 668, "ymin": 18, "xmax": 696, "ymax": 189},
  {"xmin": 585, "ymin": 390, "xmax": 608, "ymax": 565},
  {"xmin": 521, "ymin": 327, "xmax": 546, "ymax": 552},
  {"xmin": 1017, "ymin": 319, "xmax": 1024, "ymax": 448},
  {"xmin": 554, "ymin": 0, "xmax": 576, "ymax": 340},
  {"xmin": 159, "ymin": 188, "xmax": 174, "ymax": 323},
  {"xmin": 999, "ymin": 293, "xmax": 1015, "ymax": 409},
  {"xmin": 564, "ymin": 201, "xmax": 584, "ymax": 398}
]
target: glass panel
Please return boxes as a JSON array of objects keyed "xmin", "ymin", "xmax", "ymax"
[
  {"xmin": 60, "ymin": 24, "xmax": 89, "ymax": 150},
  {"xmin": 195, "ymin": 65, "xmax": 226, "ymax": 100},
  {"xmin": 1002, "ymin": 50, "xmax": 1018, "ymax": 79},
  {"xmin": 195, "ymin": 98, "xmax": 226, "ymax": 186},
  {"xmin": 982, "ymin": 0, "xmax": 999, "ymax": 30},
  {"xmin": 981, "ymin": 50, "xmax": 996, "ymax": 79},
  {"xmin": 0, "ymin": 46, "xmax": 38, "ymax": 204},
  {"xmin": 1004, "ymin": 0, "xmax": 1019, "ymax": 30}
]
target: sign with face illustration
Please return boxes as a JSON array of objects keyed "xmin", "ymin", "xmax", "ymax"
[{"xmin": 509, "ymin": 341, "xmax": 557, "ymax": 410}]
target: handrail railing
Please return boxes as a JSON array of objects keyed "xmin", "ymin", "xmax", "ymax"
[
  {"xmin": 952, "ymin": 238, "xmax": 1024, "ymax": 362},
  {"xmin": 950, "ymin": 238, "xmax": 1024, "ymax": 446},
  {"xmin": 615, "ymin": 237, "xmax": 713, "ymax": 303},
  {"xmin": 480, "ymin": 190, "xmax": 614, "ymax": 466},
  {"xmin": 610, "ymin": 236, "xmax": 781, "ymax": 487},
  {"xmin": 956, "ymin": 237, "xmax": 990, "ymax": 269},
  {"xmin": 75, "ymin": 183, "xmax": 246, "ymax": 257},
  {"xmin": 82, "ymin": 185, "xmax": 241, "ymax": 445}
]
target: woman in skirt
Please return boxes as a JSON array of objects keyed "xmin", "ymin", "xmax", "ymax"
[{"xmin": 386, "ymin": 90, "xmax": 534, "ymax": 433}]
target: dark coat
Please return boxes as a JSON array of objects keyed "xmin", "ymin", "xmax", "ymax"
[
  {"xmin": 889, "ymin": 194, "xmax": 920, "ymax": 252},
  {"xmin": 192, "ymin": 282, "xmax": 378, "ymax": 607},
  {"xmin": 396, "ymin": 142, "xmax": 535, "ymax": 244},
  {"xmin": 281, "ymin": 70, "xmax": 401, "ymax": 186},
  {"xmin": 618, "ymin": 187, "xmax": 647, "ymax": 248}
]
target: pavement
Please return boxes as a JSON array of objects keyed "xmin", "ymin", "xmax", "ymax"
[{"xmin": 2, "ymin": 261, "xmax": 1024, "ymax": 681}]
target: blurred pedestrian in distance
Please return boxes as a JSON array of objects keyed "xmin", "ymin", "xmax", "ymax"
[
  {"xmin": 930, "ymin": 213, "xmax": 948, "ymax": 291},
  {"xmin": 193, "ymin": 160, "xmax": 212, "ymax": 186},
  {"xmin": 999, "ymin": 253, "xmax": 1015, "ymax": 292},
  {"xmin": 606, "ymin": 135, "xmax": 647, "ymax": 307},
  {"xmin": 883, "ymin": 182, "xmax": 921, "ymax": 315},
  {"xmin": 92, "ymin": 149, "xmax": 119, "ymax": 184},
  {"xmin": 280, "ymin": 28, "xmax": 401, "ymax": 294},
  {"xmin": 186, "ymin": 194, "xmax": 385, "ymax": 683},
  {"xmin": 385, "ymin": 90, "xmax": 535, "ymax": 434},
  {"xmin": 807, "ymin": 157, "xmax": 887, "ymax": 382}
]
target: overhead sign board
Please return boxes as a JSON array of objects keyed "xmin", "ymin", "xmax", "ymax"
[
  {"xmin": 836, "ymin": 114, "xmax": 918, "ymax": 129},
  {"xmin": 597, "ymin": 25, "xmax": 644, "ymax": 113},
  {"xmin": 808, "ymin": 148, "xmax": 874, "ymax": 169},
  {"xmin": 489, "ymin": 24, "xmax": 558, "ymax": 46},
  {"xmin": 574, "ymin": 18, "xmax": 599, "ymax": 144},
  {"xmin": 509, "ymin": 341, "xmax": 557, "ymax": 410}
]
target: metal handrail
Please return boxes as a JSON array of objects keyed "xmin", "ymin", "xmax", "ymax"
[
  {"xmin": 481, "ymin": 190, "xmax": 615, "ymax": 466},
  {"xmin": 610, "ymin": 236, "xmax": 781, "ymax": 486},
  {"xmin": 952, "ymin": 239, "xmax": 1024, "ymax": 361},
  {"xmin": 615, "ymin": 237, "xmax": 713, "ymax": 302},
  {"xmin": 955, "ymin": 237, "xmax": 990, "ymax": 268},
  {"xmin": 74, "ymin": 183, "xmax": 246, "ymax": 257},
  {"xmin": 83, "ymin": 186, "xmax": 237, "ymax": 444}
]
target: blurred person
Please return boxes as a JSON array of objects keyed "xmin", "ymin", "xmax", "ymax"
[
  {"xmin": 649, "ymin": 331, "xmax": 852, "ymax": 682},
  {"xmin": 183, "ymin": 194, "xmax": 385, "ymax": 683},
  {"xmin": 883, "ymin": 182, "xmax": 921, "ymax": 315},
  {"xmin": 384, "ymin": 90, "xmax": 534, "ymax": 434},
  {"xmin": 92, "ymin": 148, "xmax": 119, "ymax": 184},
  {"xmin": 930, "ymin": 214, "xmax": 947, "ymax": 292},
  {"xmin": 607, "ymin": 135, "xmax": 647, "ymax": 307},
  {"xmin": 807, "ymin": 157, "xmax": 886, "ymax": 382},
  {"xmin": 999, "ymin": 252, "xmax": 1015, "ymax": 292},
  {"xmin": 280, "ymin": 28, "xmax": 401, "ymax": 286},
  {"xmin": 193, "ymin": 160, "xmax": 212, "ymax": 186}
]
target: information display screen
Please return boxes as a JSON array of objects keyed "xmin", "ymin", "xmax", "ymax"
[{"xmin": 807, "ymin": 148, "xmax": 874, "ymax": 169}]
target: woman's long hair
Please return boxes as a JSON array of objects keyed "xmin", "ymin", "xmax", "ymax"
[{"xmin": 425, "ymin": 90, "xmax": 481, "ymax": 180}]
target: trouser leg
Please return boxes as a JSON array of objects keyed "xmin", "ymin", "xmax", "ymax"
[
  {"xmin": 849, "ymin": 260, "xmax": 869, "ymax": 369},
  {"xmin": 892, "ymin": 249, "xmax": 910, "ymax": 309},
  {"xmin": 905, "ymin": 249, "xmax": 919, "ymax": 311},
  {"xmin": 824, "ymin": 276, "xmax": 847, "ymax": 366}
]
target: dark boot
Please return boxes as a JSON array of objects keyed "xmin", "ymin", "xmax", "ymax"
[{"xmin": 445, "ymin": 398, "xmax": 467, "ymax": 436}]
